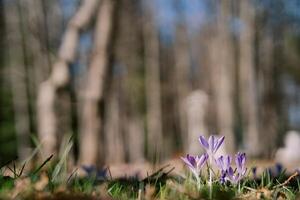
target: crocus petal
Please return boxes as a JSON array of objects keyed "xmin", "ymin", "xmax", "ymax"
[
  {"xmin": 235, "ymin": 152, "xmax": 246, "ymax": 175},
  {"xmin": 235, "ymin": 155, "xmax": 241, "ymax": 169},
  {"xmin": 198, "ymin": 153, "xmax": 208, "ymax": 168},
  {"xmin": 241, "ymin": 153, "xmax": 246, "ymax": 165},
  {"xmin": 187, "ymin": 154, "xmax": 196, "ymax": 166},
  {"xmin": 216, "ymin": 155, "xmax": 231, "ymax": 172},
  {"xmin": 199, "ymin": 136, "xmax": 209, "ymax": 149},
  {"xmin": 181, "ymin": 157, "xmax": 191, "ymax": 167},
  {"xmin": 216, "ymin": 155, "xmax": 222, "ymax": 166},
  {"xmin": 181, "ymin": 156, "xmax": 196, "ymax": 169},
  {"xmin": 208, "ymin": 135, "xmax": 215, "ymax": 152},
  {"xmin": 228, "ymin": 167, "xmax": 234, "ymax": 176},
  {"xmin": 214, "ymin": 136, "xmax": 225, "ymax": 153},
  {"xmin": 225, "ymin": 155, "xmax": 232, "ymax": 169}
]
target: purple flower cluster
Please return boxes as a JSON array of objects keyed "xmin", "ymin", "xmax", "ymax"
[
  {"xmin": 215, "ymin": 152, "xmax": 247, "ymax": 184},
  {"xmin": 182, "ymin": 135, "xmax": 247, "ymax": 186}
]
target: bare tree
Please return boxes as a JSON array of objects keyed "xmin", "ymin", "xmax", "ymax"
[
  {"xmin": 37, "ymin": 0, "xmax": 99, "ymax": 158},
  {"xmin": 239, "ymin": 0, "xmax": 261, "ymax": 156},
  {"xmin": 79, "ymin": 0, "xmax": 117, "ymax": 165},
  {"xmin": 143, "ymin": 1, "xmax": 164, "ymax": 162},
  {"xmin": 173, "ymin": 2, "xmax": 192, "ymax": 154},
  {"xmin": 210, "ymin": 0, "xmax": 236, "ymax": 153}
]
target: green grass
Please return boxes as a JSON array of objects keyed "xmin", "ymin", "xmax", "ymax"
[
  {"xmin": 0, "ymin": 137, "xmax": 299, "ymax": 199},
  {"xmin": 0, "ymin": 158, "xmax": 300, "ymax": 200}
]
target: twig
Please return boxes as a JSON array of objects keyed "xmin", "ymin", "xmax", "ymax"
[{"xmin": 274, "ymin": 171, "xmax": 299, "ymax": 188}]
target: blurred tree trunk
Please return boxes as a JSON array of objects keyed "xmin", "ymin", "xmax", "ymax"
[
  {"xmin": 184, "ymin": 90, "xmax": 209, "ymax": 155},
  {"xmin": 173, "ymin": 2, "xmax": 191, "ymax": 154},
  {"xmin": 258, "ymin": 34, "xmax": 278, "ymax": 157},
  {"xmin": 143, "ymin": 1, "xmax": 163, "ymax": 162},
  {"xmin": 195, "ymin": 24, "xmax": 219, "ymax": 136},
  {"xmin": 79, "ymin": 0, "xmax": 117, "ymax": 165},
  {"xmin": 104, "ymin": 77, "xmax": 125, "ymax": 164},
  {"xmin": 25, "ymin": 0, "xmax": 64, "ymax": 140},
  {"xmin": 114, "ymin": 0, "xmax": 144, "ymax": 163},
  {"xmin": 5, "ymin": 0, "xmax": 31, "ymax": 160},
  {"xmin": 256, "ymin": 4, "xmax": 284, "ymax": 157},
  {"xmin": 160, "ymin": 43, "xmax": 182, "ymax": 157},
  {"xmin": 211, "ymin": 0, "xmax": 236, "ymax": 153},
  {"xmin": 239, "ymin": 1, "xmax": 261, "ymax": 156},
  {"xmin": 0, "ymin": 0, "xmax": 16, "ymax": 163},
  {"xmin": 37, "ymin": 0, "xmax": 99, "ymax": 158}
]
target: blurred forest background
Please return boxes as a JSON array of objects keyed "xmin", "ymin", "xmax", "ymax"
[{"xmin": 1, "ymin": 0, "xmax": 300, "ymax": 167}]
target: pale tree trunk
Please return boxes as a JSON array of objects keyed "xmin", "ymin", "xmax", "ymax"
[
  {"xmin": 184, "ymin": 90, "xmax": 209, "ymax": 155},
  {"xmin": 18, "ymin": 0, "xmax": 63, "ymax": 158},
  {"xmin": 25, "ymin": 0, "xmax": 63, "ymax": 135},
  {"xmin": 239, "ymin": 1, "xmax": 261, "ymax": 156},
  {"xmin": 174, "ymin": 23, "xmax": 191, "ymax": 154},
  {"xmin": 37, "ymin": 0, "xmax": 99, "ymax": 158},
  {"xmin": 5, "ymin": 1, "xmax": 31, "ymax": 160},
  {"xmin": 126, "ymin": 116, "xmax": 144, "ymax": 162},
  {"xmin": 143, "ymin": 2, "xmax": 164, "ymax": 162},
  {"xmin": 24, "ymin": 0, "xmax": 62, "ymax": 89},
  {"xmin": 198, "ymin": 25, "xmax": 219, "ymax": 136},
  {"xmin": 211, "ymin": 0, "xmax": 235, "ymax": 153},
  {"xmin": 79, "ymin": 0, "xmax": 117, "ymax": 166}
]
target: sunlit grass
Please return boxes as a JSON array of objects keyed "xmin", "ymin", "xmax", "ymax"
[
  {"xmin": 0, "ymin": 136, "xmax": 300, "ymax": 199},
  {"xmin": 0, "ymin": 159, "xmax": 299, "ymax": 199}
]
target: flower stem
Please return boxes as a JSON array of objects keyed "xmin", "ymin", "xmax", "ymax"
[
  {"xmin": 209, "ymin": 156, "xmax": 213, "ymax": 199},
  {"xmin": 196, "ymin": 176, "xmax": 201, "ymax": 190}
]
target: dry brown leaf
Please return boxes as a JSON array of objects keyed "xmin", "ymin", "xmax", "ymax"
[
  {"xmin": 11, "ymin": 178, "xmax": 31, "ymax": 198},
  {"xmin": 34, "ymin": 172, "xmax": 49, "ymax": 191}
]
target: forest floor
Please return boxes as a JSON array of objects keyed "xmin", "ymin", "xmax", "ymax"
[{"xmin": 0, "ymin": 158, "xmax": 300, "ymax": 200}]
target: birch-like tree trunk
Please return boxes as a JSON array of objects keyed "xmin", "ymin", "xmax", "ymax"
[
  {"xmin": 174, "ymin": 22, "xmax": 191, "ymax": 154},
  {"xmin": 239, "ymin": 1, "xmax": 261, "ymax": 156},
  {"xmin": 37, "ymin": 0, "xmax": 99, "ymax": 158},
  {"xmin": 184, "ymin": 90, "xmax": 208, "ymax": 155},
  {"xmin": 143, "ymin": 2, "xmax": 163, "ymax": 162},
  {"xmin": 212, "ymin": 0, "xmax": 236, "ymax": 153},
  {"xmin": 79, "ymin": 0, "xmax": 117, "ymax": 165}
]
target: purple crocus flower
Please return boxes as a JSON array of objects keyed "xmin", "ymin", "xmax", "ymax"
[
  {"xmin": 181, "ymin": 153, "xmax": 208, "ymax": 178},
  {"xmin": 227, "ymin": 167, "xmax": 241, "ymax": 184},
  {"xmin": 236, "ymin": 152, "xmax": 247, "ymax": 176},
  {"xmin": 215, "ymin": 155, "xmax": 231, "ymax": 172},
  {"xmin": 225, "ymin": 152, "xmax": 247, "ymax": 185},
  {"xmin": 199, "ymin": 135, "xmax": 225, "ymax": 157},
  {"xmin": 215, "ymin": 155, "xmax": 232, "ymax": 183},
  {"xmin": 199, "ymin": 135, "xmax": 225, "ymax": 190}
]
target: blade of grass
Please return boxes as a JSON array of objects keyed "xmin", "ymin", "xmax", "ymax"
[{"xmin": 31, "ymin": 154, "xmax": 53, "ymax": 175}]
